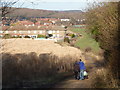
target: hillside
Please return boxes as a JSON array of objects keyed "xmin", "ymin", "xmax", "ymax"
[{"xmin": 6, "ymin": 8, "xmax": 85, "ymax": 19}]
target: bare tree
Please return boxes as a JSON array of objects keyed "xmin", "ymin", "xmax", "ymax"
[
  {"xmin": 0, "ymin": 0, "xmax": 25, "ymax": 49},
  {"xmin": 0, "ymin": 0, "xmax": 26, "ymax": 18},
  {"xmin": 1, "ymin": 0, "xmax": 16, "ymax": 17}
]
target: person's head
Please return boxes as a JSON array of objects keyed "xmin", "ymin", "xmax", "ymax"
[{"xmin": 79, "ymin": 59, "xmax": 82, "ymax": 61}]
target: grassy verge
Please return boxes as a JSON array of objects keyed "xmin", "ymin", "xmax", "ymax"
[{"xmin": 70, "ymin": 28, "xmax": 100, "ymax": 53}]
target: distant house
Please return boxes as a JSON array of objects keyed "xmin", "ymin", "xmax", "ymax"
[
  {"xmin": 49, "ymin": 18, "xmax": 59, "ymax": 24},
  {"xmin": 15, "ymin": 20, "xmax": 35, "ymax": 26},
  {"xmin": 43, "ymin": 21, "xmax": 53, "ymax": 25},
  {"xmin": 60, "ymin": 19, "xmax": 70, "ymax": 22},
  {"xmin": 1, "ymin": 25, "xmax": 66, "ymax": 39},
  {"xmin": 38, "ymin": 18, "xmax": 49, "ymax": 21},
  {"xmin": 37, "ymin": 18, "xmax": 59, "ymax": 25},
  {"xmin": 35, "ymin": 21, "xmax": 41, "ymax": 26}
]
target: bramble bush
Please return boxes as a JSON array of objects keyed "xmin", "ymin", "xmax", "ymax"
[{"xmin": 85, "ymin": 2, "xmax": 119, "ymax": 88}]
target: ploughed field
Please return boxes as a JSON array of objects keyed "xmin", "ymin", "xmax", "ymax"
[{"xmin": 1, "ymin": 38, "xmax": 83, "ymax": 59}]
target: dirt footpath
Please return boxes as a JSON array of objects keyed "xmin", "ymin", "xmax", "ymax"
[
  {"xmin": 53, "ymin": 77, "xmax": 91, "ymax": 88},
  {"xmin": 53, "ymin": 58, "xmax": 97, "ymax": 88}
]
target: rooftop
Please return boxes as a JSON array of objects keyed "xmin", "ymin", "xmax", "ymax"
[{"xmin": 2, "ymin": 25, "xmax": 66, "ymax": 31}]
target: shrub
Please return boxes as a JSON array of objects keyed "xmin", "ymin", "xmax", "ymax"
[
  {"xmin": 85, "ymin": 2, "xmax": 119, "ymax": 88},
  {"xmin": 12, "ymin": 35, "xmax": 22, "ymax": 38},
  {"xmin": 48, "ymin": 34, "xmax": 53, "ymax": 37},
  {"xmin": 85, "ymin": 47, "xmax": 92, "ymax": 52},
  {"xmin": 71, "ymin": 34, "xmax": 75, "ymax": 38},
  {"xmin": 3, "ymin": 34, "xmax": 12, "ymax": 39},
  {"xmin": 92, "ymin": 68, "xmax": 118, "ymax": 88},
  {"xmin": 67, "ymin": 33, "xmax": 76, "ymax": 38},
  {"xmin": 16, "ymin": 35, "xmax": 22, "ymax": 38},
  {"xmin": 24, "ymin": 35, "xmax": 30, "ymax": 38},
  {"xmin": 64, "ymin": 37, "xmax": 70, "ymax": 43},
  {"xmin": 37, "ymin": 34, "xmax": 46, "ymax": 38},
  {"xmin": 12, "ymin": 36, "xmax": 17, "ymax": 38}
]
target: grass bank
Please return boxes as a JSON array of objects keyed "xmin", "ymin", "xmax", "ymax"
[
  {"xmin": 2, "ymin": 52, "xmax": 76, "ymax": 88},
  {"xmin": 70, "ymin": 28, "xmax": 100, "ymax": 53}
]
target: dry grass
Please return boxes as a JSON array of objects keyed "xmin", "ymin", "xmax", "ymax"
[
  {"xmin": 1, "ymin": 38, "xmax": 83, "ymax": 58},
  {"xmin": 2, "ymin": 39, "xmax": 109, "ymax": 88},
  {"xmin": 2, "ymin": 52, "xmax": 80, "ymax": 88},
  {"xmin": 1, "ymin": 38, "xmax": 85, "ymax": 88},
  {"xmin": 91, "ymin": 66, "xmax": 118, "ymax": 88}
]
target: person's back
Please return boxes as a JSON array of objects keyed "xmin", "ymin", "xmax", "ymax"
[
  {"xmin": 79, "ymin": 61, "xmax": 86, "ymax": 70},
  {"xmin": 78, "ymin": 59, "xmax": 86, "ymax": 80}
]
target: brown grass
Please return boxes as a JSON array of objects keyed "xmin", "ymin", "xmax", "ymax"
[
  {"xmin": 2, "ymin": 52, "xmax": 79, "ymax": 88},
  {"xmin": 1, "ymin": 39, "xmax": 84, "ymax": 88},
  {"xmin": 92, "ymin": 67, "xmax": 118, "ymax": 88},
  {"xmin": 1, "ymin": 38, "xmax": 82, "ymax": 58}
]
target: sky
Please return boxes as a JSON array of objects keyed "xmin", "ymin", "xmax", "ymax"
[
  {"xmin": 3, "ymin": 0, "xmax": 120, "ymax": 11},
  {"xmin": 19, "ymin": 2, "xmax": 89, "ymax": 11},
  {"xmin": 13, "ymin": 0, "xmax": 96, "ymax": 11}
]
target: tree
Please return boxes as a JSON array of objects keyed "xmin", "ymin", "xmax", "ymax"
[
  {"xmin": 85, "ymin": 2, "xmax": 119, "ymax": 87},
  {"xmin": 0, "ymin": 0, "xmax": 22, "ymax": 17}
]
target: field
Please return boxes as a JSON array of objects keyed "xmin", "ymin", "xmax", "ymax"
[
  {"xmin": 1, "ymin": 38, "xmax": 84, "ymax": 59},
  {"xmin": 1, "ymin": 37, "xmax": 102, "ymax": 88},
  {"xmin": 1, "ymin": 32, "xmax": 101, "ymax": 88},
  {"xmin": 70, "ymin": 28, "xmax": 100, "ymax": 53},
  {"xmin": 1, "ymin": 38, "xmax": 87, "ymax": 88}
]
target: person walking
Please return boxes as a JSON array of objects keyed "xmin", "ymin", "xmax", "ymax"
[{"xmin": 78, "ymin": 59, "xmax": 86, "ymax": 80}]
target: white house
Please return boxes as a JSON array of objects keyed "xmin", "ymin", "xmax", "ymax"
[
  {"xmin": 1, "ymin": 26, "xmax": 66, "ymax": 39},
  {"xmin": 60, "ymin": 19, "xmax": 70, "ymax": 22}
]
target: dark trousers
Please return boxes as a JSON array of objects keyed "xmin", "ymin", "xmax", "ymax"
[{"xmin": 74, "ymin": 71, "xmax": 79, "ymax": 79}]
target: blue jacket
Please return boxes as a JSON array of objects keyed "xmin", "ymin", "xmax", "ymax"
[{"xmin": 78, "ymin": 61, "xmax": 86, "ymax": 70}]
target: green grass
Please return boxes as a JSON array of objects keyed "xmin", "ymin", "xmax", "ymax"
[
  {"xmin": 71, "ymin": 28, "xmax": 86, "ymax": 34},
  {"xmin": 70, "ymin": 28, "xmax": 100, "ymax": 53}
]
